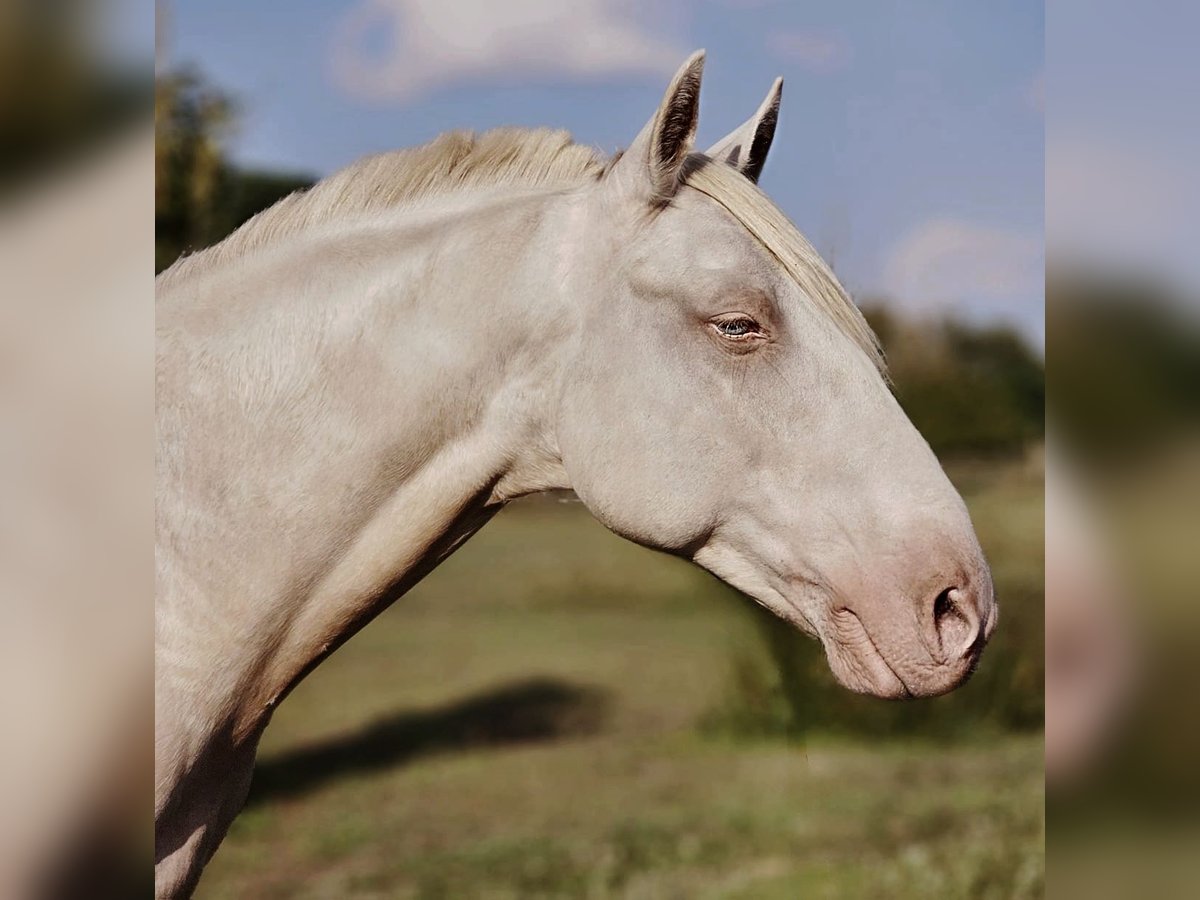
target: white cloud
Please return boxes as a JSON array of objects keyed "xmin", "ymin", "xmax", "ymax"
[
  {"xmin": 330, "ymin": 0, "xmax": 686, "ymax": 102},
  {"xmin": 765, "ymin": 30, "xmax": 849, "ymax": 73},
  {"xmin": 882, "ymin": 218, "xmax": 1043, "ymax": 316}
]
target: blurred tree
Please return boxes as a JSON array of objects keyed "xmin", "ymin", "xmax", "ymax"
[
  {"xmin": 1048, "ymin": 272, "xmax": 1200, "ymax": 463},
  {"xmin": 154, "ymin": 67, "xmax": 313, "ymax": 272},
  {"xmin": 0, "ymin": 1, "xmax": 147, "ymax": 192},
  {"xmin": 866, "ymin": 307, "xmax": 1045, "ymax": 458},
  {"xmin": 154, "ymin": 68, "xmax": 235, "ymax": 272}
]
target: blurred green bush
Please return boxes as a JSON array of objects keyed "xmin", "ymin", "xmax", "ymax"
[{"xmin": 866, "ymin": 307, "xmax": 1045, "ymax": 459}]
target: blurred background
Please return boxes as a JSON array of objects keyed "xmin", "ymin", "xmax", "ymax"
[
  {"xmin": 1046, "ymin": 2, "xmax": 1200, "ymax": 897},
  {"xmin": 155, "ymin": 3, "xmax": 1045, "ymax": 898},
  {"xmin": 0, "ymin": 2, "xmax": 150, "ymax": 897}
]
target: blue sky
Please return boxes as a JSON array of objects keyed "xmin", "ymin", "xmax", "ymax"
[{"xmin": 167, "ymin": 1, "xmax": 1044, "ymax": 344}]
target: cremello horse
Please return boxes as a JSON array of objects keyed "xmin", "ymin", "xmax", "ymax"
[{"xmin": 155, "ymin": 52, "xmax": 996, "ymax": 898}]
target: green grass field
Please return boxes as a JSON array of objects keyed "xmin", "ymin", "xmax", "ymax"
[{"xmin": 198, "ymin": 460, "xmax": 1044, "ymax": 899}]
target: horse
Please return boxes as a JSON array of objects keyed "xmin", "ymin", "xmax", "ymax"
[{"xmin": 155, "ymin": 52, "xmax": 996, "ymax": 898}]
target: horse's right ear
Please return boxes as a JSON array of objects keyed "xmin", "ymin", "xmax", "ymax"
[
  {"xmin": 706, "ymin": 77, "xmax": 782, "ymax": 184},
  {"xmin": 607, "ymin": 50, "xmax": 706, "ymax": 206}
]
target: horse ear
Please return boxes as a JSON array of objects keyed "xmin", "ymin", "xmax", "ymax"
[
  {"xmin": 706, "ymin": 77, "xmax": 783, "ymax": 184},
  {"xmin": 609, "ymin": 50, "xmax": 706, "ymax": 205}
]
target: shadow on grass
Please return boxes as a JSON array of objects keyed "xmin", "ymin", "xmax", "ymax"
[{"xmin": 247, "ymin": 678, "xmax": 610, "ymax": 806}]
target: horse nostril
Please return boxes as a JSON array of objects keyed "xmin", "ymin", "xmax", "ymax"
[
  {"xmin": 932, "ymin": 586, "xmax": 982, "ymax": 660},
  {"xmin": 933, "ymin": 587, "xmax": 954, "ymax": 625}
]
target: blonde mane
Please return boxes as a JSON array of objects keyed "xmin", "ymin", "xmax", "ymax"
[
  {"xmin": 683, "ymin": 157, "xmax": 886, "ymax": 374},
  {"xmin": 160, "ymin": 128, "xmax": 607, "ymax": 287},
  {"xmin": 160, "ymin": 127, "xmax": 882, "ymax": 373}
]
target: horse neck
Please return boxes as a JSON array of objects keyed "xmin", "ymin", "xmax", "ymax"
[{"xmin": 156, "ymin": 186, "xmax": 581, "ymax": 745}]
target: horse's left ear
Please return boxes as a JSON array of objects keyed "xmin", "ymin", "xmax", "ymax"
[
  {"xmin": 608, "ymin": 50, "xmax": 706, "ymax": 206},
  {"xmin": 706, "ymin": 77, "xmax": 783, "ymax": 184}
]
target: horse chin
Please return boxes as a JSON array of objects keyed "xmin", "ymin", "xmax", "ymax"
[{"xmin": 823, "ymin": 608, "xmax": 913, "ymax": 700}]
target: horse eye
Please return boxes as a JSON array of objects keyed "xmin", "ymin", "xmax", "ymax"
[{"xmin": 714, "ymin": 317, "xmax": 760, "ymax": 338}]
